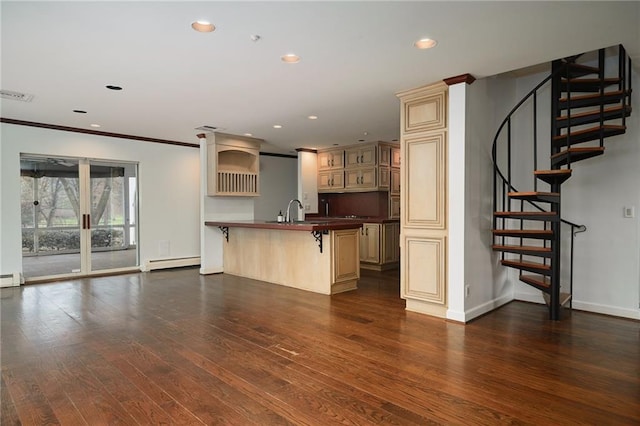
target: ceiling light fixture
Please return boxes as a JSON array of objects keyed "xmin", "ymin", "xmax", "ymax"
[
  {"xmin": 281, "ymin": 53, "xmax": 300, "ymax": 64},
  {"xmin": 250, "ymin": 35, "xmax": 261, "ymax": 42},
  {"xmin": 90, "ymin": 124, "xmax": 101, "ymax": 128},
  {"xmin": 273, "ymin": 124, "xmax": 282, "ymax": 129},
  {"xmin": 414, "ymin": 38, "xmax": 437, "ymax": 49},
  {"xmin": 244, "ymin": 133, "xmax": 253, "ymax": 137},
  {"xmin": 307, "ymin": 115, "xmax": 318, "ymax": 120},
  {"xmin": 192, "ymin": 20, "xmax": 215, "ymax": 33}
]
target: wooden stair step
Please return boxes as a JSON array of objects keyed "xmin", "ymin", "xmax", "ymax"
[
  {"xmin": 519, "ymin": 274, "xmax": 551, "ymax": 291},
  {"xmin": 556, "ymin": 105, "xmax": 632, "ymax": 128},
  {"xmin": 543, "ymin": 292, "xmax": 572, "ymax": 307},
  {"xmin": 553, "ymin": 124, "xmax": 626, "ymax": 148},
  {"xmin": 534, "ymin": 169, "xmax": 572, "ymax": 185},
  {"xmin": 492, "ymin": 245, "xmax": 552, "ymax": 258},
  {"xmin": 551, "ymin": 147, "xmax": 605, "ymax": 167},
  {"xmin": 560, "ymin": 77, "xmax": 621, "ymax": 92},
  {"xmin": 501, "ymin": 260, "xmax": 551, "ymax": 276},
  {"xmin": 492, "ymin": 229, "xmax": 553, "ymax": 239},
  {"xmin": 494, "ymin": 211, "xmax": 559, "ymax": 221},
  {"xmin": 508, "ymin": 191, "xmax": 560, "ymax": 203},
  {"xmin": 558, "ymin": 89, "xmax": 630, "ymax": 110}
]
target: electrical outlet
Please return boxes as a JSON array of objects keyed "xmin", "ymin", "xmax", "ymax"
[
  {"xmin": 465, "ymin": 285, "xmax": 470, "ymax": 297},
  {"xmin": 305, "ymin": 204, "xmax": 310, "ymax": 211},
  {"xmin": 623, "ymin": 206, "xmax": 635, "ymax": 218}
]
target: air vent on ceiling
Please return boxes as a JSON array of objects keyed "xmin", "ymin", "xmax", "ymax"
[
  {"xmin": 1, "ymin": 89, "xmax": 34, "ymax": 102},
  {"xmin": 195, "ymin": 125, "xmax": 223, "ymax": 132}
]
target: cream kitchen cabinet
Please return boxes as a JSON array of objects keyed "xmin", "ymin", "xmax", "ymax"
[
  {"xmin": 318, "ymin": 149, "xmax": 344, "ymax": 170},
  {"xmin": 345, "ymin": 144, "xmax": 376, "ymax": 168},
  {"xmin": 359, "ymin": 224, "xmax": 380, "ymax": 264},
  {"xmin": 360, "ymin": 222, "xmax": 400, "ymax": 271},
  {"xmin": 345, "ymin": 167, "xmax": 376, "ymax": 190},
  {"xmin": 318, "ymin": 170, "xmax": 344, "ymax": 192}
]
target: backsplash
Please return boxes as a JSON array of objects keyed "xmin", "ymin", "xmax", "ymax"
[{"xmin": 317, "ymin": 192, "xmax": 388, "ymax": 218}]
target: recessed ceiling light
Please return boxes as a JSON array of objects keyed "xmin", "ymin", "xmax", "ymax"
[
  {"xmin": 273, "ymin": 124, "xmax": 282, "ymax": 129},
  {"xmin": 358, "ymin": 139, "xmax": 365, "ymax": 142},
  {"xmin": 332, "ymin": 144, "xmax": 339, "ymax": 146},
  {"xmin": 250, "ymin": 35, "xmax": 261, "ymax": 42},
  {"xmin": 192, "ymin": 20, "xmax": 215, "ymax": 33},
  {"xmin": 244, "ymin": 133, "xmax": 253, "ymax": 137},
  {"xmin": 307, "ymin": 115, "xmax": 318, "ymax": 120},
  {"xmin": 73, "ymin": 109, "xmax": 87, "ymax": 114},
  {"xmin": 90, "ymin": 124, "xmax": 101, "ymax": 128},
  {"xmin": 281, "ymin": 53, "xmax": 300, "ymax": 64},
  {"xmin": 106, "ymin": 85, "xmax": 123, "ymax": 91},
  {"xmin": 414, "ymin": 38, "xmax": 437, "ymax": 49}
]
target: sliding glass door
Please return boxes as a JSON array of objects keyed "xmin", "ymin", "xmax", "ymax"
[{"xmin": 20, "ymin": 155, "xmax": 138, "ymax": 280}]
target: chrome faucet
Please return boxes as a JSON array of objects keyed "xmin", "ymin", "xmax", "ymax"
[{"xmin": 285, "ymin": 199, "xmax": 303, "ymax": 222}]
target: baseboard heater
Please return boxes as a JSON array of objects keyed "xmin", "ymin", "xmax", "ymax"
[{"xmin": 145, "ymin": 256, "xmax": 200, "ymax": 271}]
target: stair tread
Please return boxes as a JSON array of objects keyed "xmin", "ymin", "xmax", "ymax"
[
  {"xmin": 562, "ymin": 77, "xmax": 620, "ymax": 84},
  {"xmin": 557, "ymin": 105, "xmax": 629, "ymax": 121},
  {"xmin": 493, "ymin": 229, "xmax": 553, "ymax": 236},
  {"xmin": 492, "ymin": 245, "xmax": 552, "ymax": 253},
  {"xmin": 550, "ymin": 146, "xmax": 605, "ymax": 160},
  {"xmin": 494, "ymin": 211, "xmax": 557, "ymax": 217},
  {"xmin": 553, "ymin": 124, "xmax": 626, "ymax": 141},
  {"xmin": 520, "ymin": 274, "xmax": 551, "ymax": 288},
  {"xmin": 534, "ymin": 169, "xmax": 572, "ymax": 176},
  {"xmin": 502, "ymin": 259, "xmax": 551, "ymax": 270},
  {"xmin": 558, "ymin": 89, "xmax": 626, "ymax": 103}
]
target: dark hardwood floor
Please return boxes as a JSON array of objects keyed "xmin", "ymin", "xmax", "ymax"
[{"xmin": 1, "ymin": 267, "xmax": 639, "ymax": 425}]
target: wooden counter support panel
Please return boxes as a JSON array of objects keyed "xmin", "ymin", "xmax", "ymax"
[{"xmin": 206, "ymin": 221, "xmax": 361, "ymax": 295}]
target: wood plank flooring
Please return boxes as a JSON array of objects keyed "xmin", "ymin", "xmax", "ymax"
[{"xmin": 1, "ymin": 267, "xmax": 639, "ymax": 425}]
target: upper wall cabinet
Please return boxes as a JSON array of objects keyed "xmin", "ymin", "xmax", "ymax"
[
  {"xmin": 318, "ymin": 149, "xmax": 344, "ymax": 170},
  {"xmin": 345, "ymin": 145, "xmax": 376, "ymax": 168},
  {"xmin": 207, "ymin": 133, "xmax": 262, "ymax": 197},
  {"xmin": 317, "ymin": 141, "xmax": 399, "ymax": 194}
]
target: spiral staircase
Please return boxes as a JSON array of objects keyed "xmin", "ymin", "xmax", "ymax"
[{"xmin": 492, "ymin": 45, "xmax": 633, "ymax": 320}]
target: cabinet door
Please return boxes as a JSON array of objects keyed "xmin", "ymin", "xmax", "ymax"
[
  {"xmin": 359, "ymin": 145, "xmax": 376, "ymax": 166},
  {"xmin": 379, "ymin": 145, "xmax": 391, "ymax": 166},
  {"xmin": 318, "ymin": 149, "xmax": 343, "ymax": 170},
  {"xmin": 359, "ymin": 168, "xmax": 376, "ymax": 189},
  {"xmin": 378, "ymin": 167, "xmax": 390, "ymax": 190},
  {"xmin": 333, "ymin": 229, "xmax": 360, "ymax": 283},
  {"xmin": 360, "ymin": 224, "xmax": 380, "ymax": 263},
  {"xmin": 389, "ymin": 196, "xmax": 400, "ymax": 219},
  {"xmin": 318, "ymin": 170, "xmax": 344, "ymax": 191},
  {"xmin": 344, "ymin": 169, "xmax": 361, "ymax": 189},
  {"xmin": 401, "ymin": 235, "xmax": 446, "ymax": 305},
  {"xmin": 345, "ymin": 145, "xmax": 376, "ymax": 168},
  {"xmin": 391, "ymin": 147, "xmax": 401, "ymax": 167},
  {"xmin": 390, "ymin": 168, "xmax": 401, "ymax": 195}
]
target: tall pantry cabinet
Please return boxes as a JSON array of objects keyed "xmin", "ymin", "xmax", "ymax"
[{"xmin": 396, "ymin": 82, "xmax": 448, "ymax": 318}]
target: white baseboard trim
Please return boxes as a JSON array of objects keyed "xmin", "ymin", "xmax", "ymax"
[
  {"xmin": 145, "ymin": 256, "xmax": 200, "ymax": 271},
  {"xmin": 516, "ymin": 291, "xmax": 640, "ymax": 320},
  {"xmin": 463, "ymin": 294, "xmax": 514, "ymax": 322},
  {"xmin": 571, "ymin": 300, "xmax": 640, "ymax": 320},
  {"xmin": 1, "ymin": 273, "xmax": 21, "ymax": 288},
  {"xmin": 200, "ymin": 266, "xmax": 223, "ymax": 275},
  {"xmin": 446, "ymin": 308, "xmax": 466, "ymax": 323}
]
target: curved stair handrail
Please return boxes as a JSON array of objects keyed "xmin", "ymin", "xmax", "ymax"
[{"xmin": 491, "ymin": 59, "xmax": 586, "ymax": 231}]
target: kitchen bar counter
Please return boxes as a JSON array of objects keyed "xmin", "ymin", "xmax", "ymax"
[{"xmin": 205, "ymin": 220, "xmax": 362, "ymax": 295}]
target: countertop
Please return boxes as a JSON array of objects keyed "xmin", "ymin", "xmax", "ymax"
[{"xmin": 204, "ymin": 219, "xmax": 364, "ymax": 232}]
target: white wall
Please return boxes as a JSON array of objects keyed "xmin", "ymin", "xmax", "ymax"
[
  {"xmin": 254, "ymin": 155, "xmax": 298, "ymax": 220},
  {"xmin": 298, "ymin": 151, "xmax": 319, "ymax": 216},
  {"xmin": 463, "ymin": 76, "xmax": 514, "ymax": 320},
  {"xmin": 1, "ymin": 123, "xmax": 201, "ymax": 279}
]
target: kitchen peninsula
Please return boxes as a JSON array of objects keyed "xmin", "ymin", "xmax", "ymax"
[{"xmin": 204, "ymin": 220, "xmax": 363, "ymax": 295}]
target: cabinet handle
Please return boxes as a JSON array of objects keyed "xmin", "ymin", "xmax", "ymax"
[
  {"xmin": 331, "ymin": 178, "xmax": 334, "ymax": 186},
  {"xmin": 360, "ymin": 155, "xmax": 364, "ymax": 163},
  {"xmin": 365, "ymin": 228, "xmax": 368, "ymax": 236}
]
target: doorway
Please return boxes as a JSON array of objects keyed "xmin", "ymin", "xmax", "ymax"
[{"xmin": 20, "ymin": 155, "xmax": 139, "ymax": 281}]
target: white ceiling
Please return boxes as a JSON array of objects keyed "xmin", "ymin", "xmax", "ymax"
[{"xmin": 2, "ymin": 1, "xmax": 639, "ymax": 154}]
